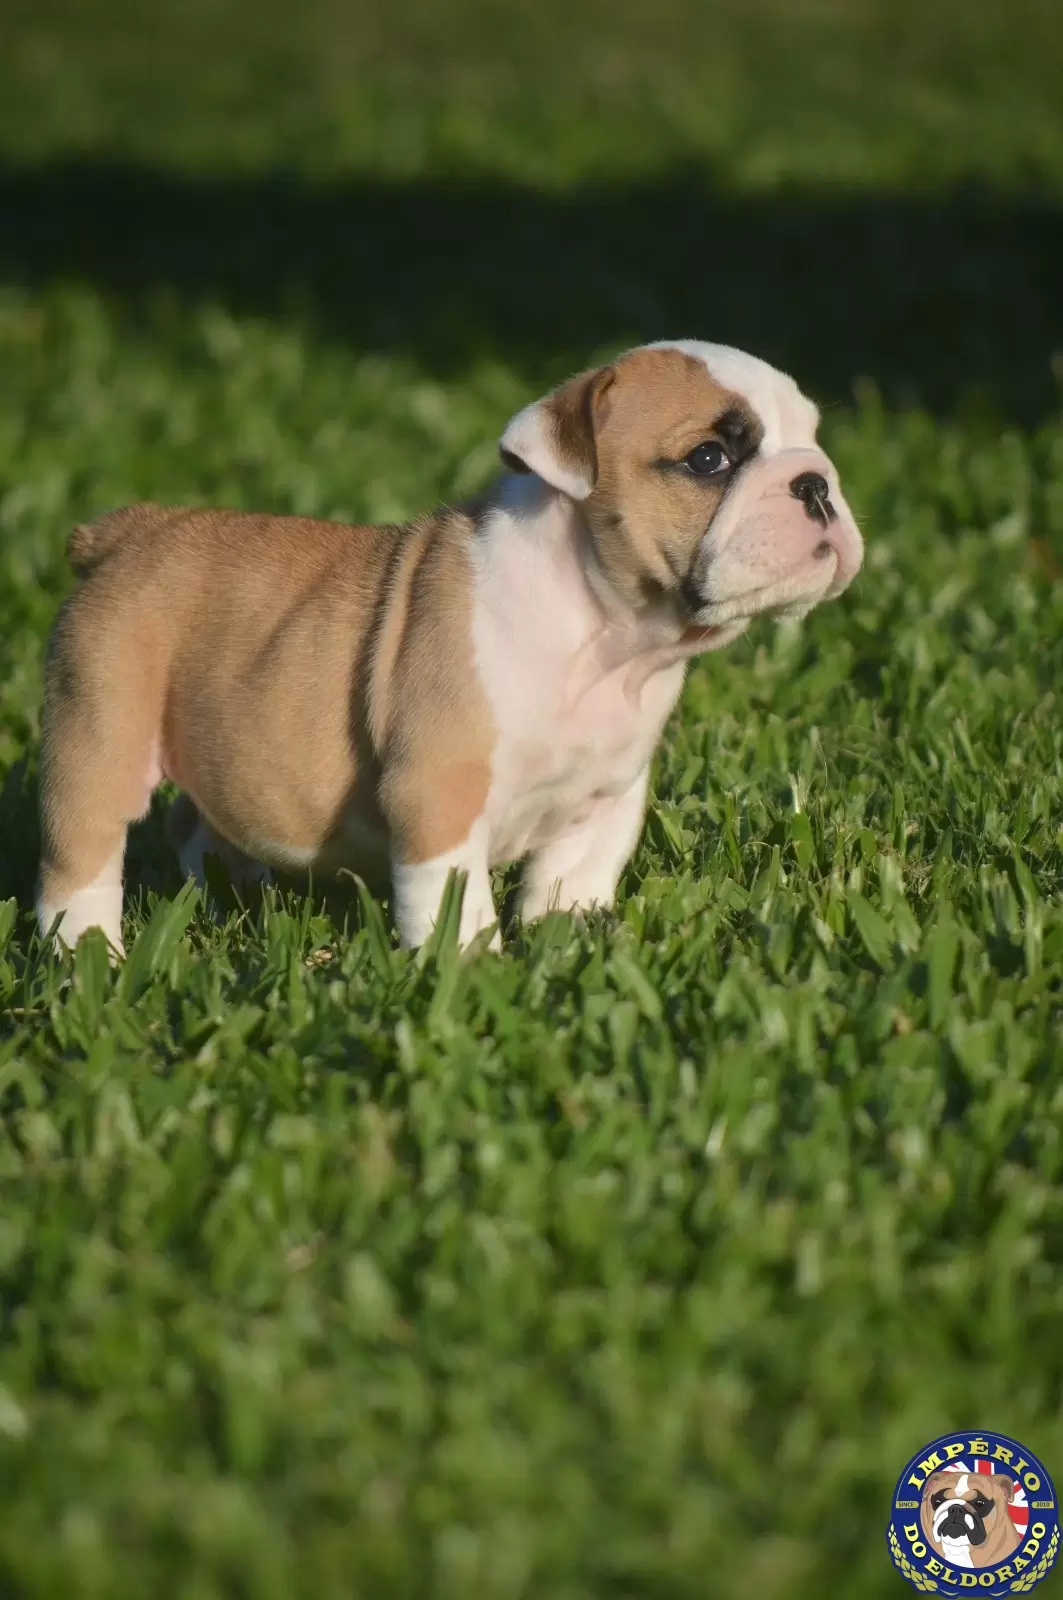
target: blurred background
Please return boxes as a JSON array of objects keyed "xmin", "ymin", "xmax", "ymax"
[
  {"xmin": 2, "ymin": 0, "xmax": 1060, "ymax": 894},
  {"xmin": 1, "ymin": 8, "xmax": 1063, "ymax": 1598},
  {"xmin": 1, "ymin": 0, "xmax": 1061, "ymax": 419}
]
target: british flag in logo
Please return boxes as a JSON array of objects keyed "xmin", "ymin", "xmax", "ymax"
[{"xmin": 943, "ymin": 1456, "xmax": 1030, "ymax": 1537}]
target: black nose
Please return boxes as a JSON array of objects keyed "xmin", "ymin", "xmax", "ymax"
[
  {"xmin": 937, "ymin": 1504, "xmax": 987, "ymax": 1545},
  {"xmin": 789, "ymin": 471, "xmax": 835, "ymax": 526}
]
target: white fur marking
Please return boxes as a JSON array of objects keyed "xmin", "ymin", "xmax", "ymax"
[
  {"xmin": 38, "ymin": 846, "xmax": 125, "ymax": 958},
  {"xmin": 499, "ymin": 401, "xmax": 594, "ymax": 501},
  {"xmin": 647, "ymin": 339, "xmax": 821, "ymax": 455},
  {"xmin": 472, "ymin": 487, "xmax": 687, "ymax": 874},
  {"xmin": 938, "ymin": 1535, "xmax": 974, "ymax": 1566},
  {"xmin": 391, "ymin": 819, "xmax": 498, "ymax": 951},
  {"xmin": 521, "ymin": 768, "xmax": 650, "ymax": 920}
]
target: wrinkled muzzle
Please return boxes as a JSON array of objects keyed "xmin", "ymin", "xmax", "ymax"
[
  {"xmin": 933, "ymin": 1498, "xmax": 988, "ymax": 1547},
  {"xmin": 691, "ymin": 448, "xmax": 864, "ymax": 624}
]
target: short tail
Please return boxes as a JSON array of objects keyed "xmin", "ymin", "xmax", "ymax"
[{"xmin": 67, "ymin": 502, "xmax": 170, "ymax": 576}]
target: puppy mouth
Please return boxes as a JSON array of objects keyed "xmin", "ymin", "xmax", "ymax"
[
  {"xmin": 683, "ymin": 551, "xmax": 841, "ymax": 630},
  {"xmin": 676, "ymin": 621, "xmax": 735, "ymax": 650},
  {"xmin": 674, "ymin": 576, "xmax": 726, "ymax": 647},
  {"xmin": 933, "ymin": 1503, "xmax": 987, "ymax": 1546}
]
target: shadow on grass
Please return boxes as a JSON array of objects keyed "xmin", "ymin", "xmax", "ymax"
[{"xmin": 1, "ymin": 157, "xmax": 1061, "ymax": 421}]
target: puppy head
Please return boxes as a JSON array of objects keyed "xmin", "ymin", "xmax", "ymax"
[
  {"xmin": 920, "ymin": 1471, "xmax": 1016, "ymax": 1553},
  {"xmin": 500, "ymin": 341, "xmax": 863, "ymax": 644}
]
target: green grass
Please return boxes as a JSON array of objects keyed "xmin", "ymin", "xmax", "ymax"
[{"xmin": 1, "ymin": 3, "xmax": 1063, "ymax": 1596}]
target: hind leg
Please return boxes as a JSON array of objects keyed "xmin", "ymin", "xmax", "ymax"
[
  {"xmin": 36, "ymin": 603, "xmax": 164, "ymax": 959},
  {"xmin": 166, "ymin": 791, "xmax": 272, "ymax": 898}
]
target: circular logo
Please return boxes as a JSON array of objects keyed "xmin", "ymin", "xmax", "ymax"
[{"xmin": 888, "ymin": 1431, "xmax": 1058, "ymax": 1595}]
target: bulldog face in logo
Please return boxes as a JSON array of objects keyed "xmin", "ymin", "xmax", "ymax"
[{"xmin": 920, "ymin": 1470, "xmax": 1022, "ymax": 1569}]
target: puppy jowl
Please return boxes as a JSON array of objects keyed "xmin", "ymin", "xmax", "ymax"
[{"xmin": 36, "ymin": 340, "xmax": 864, "ymax": 957}]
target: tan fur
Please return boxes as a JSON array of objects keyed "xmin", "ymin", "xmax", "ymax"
[
  {"xmin": 594, "ymin": 350, "xmax": 750, "ymax": 604},
  {"xmin": 524, "ymin": 350, "xmax": 750, "ymax": 608},
  {"xmin": 38, "ymin": 504, "xmax": 493, "ymax": 926},
  {"xmin": 66, "ymin": 502, "xmax": 187, "ymax": 575},
  {"xmin": 920, "ymin": 1471, "xmax": 1021, "ymax": 1568},
  {"xmin": 502, "ymin": 362, "xmax": 614, "ymax": 489},
  {"xmin": 38, "ymin": 342, "xmax": 863, "ymax": 954}
]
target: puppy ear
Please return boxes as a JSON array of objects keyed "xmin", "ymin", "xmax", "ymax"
[
  {"xmin": 991, "ymin": 1475, "xmax": 1016, "ymax": 1503},
  {"xmin": 499, "ymin": 366, "xmax": 616, "ymax": 500}
]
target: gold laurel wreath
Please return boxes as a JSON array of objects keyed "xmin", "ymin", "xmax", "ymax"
[
  {"xmin": 1009, "ymin": 1524, "xmax": 1060, "ymax": 1593},
  {"xmin": 888, "ymin": 1526, "xmax": 939, "ymax": 1592},
  {"xmin": 888, "ymin": 1522, "xmax": 1060, "ymax": 1596}
]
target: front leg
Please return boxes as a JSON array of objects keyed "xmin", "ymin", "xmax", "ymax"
[
  {"xmin": 390, "ymin": 816, "xmax": 499, "ymax": 951},
  {"xmin": 521, "ymin": 767, "xmax": 650, "ymax": 923}
]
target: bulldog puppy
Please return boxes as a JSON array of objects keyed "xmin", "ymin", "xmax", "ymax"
[
  {"xmin": 920, "ymin": 1470, "xmax": 1022, "ymax": 1569},
  {"xmin": 37, "ymin": 340, "xmax": 864, "ymax": 957}
]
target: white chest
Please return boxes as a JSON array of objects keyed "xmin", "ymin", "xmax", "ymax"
[
  {"xmin": 487, "ymin": 657, "xmax": 683, "ymax": 862},
  {"xmin": 472, "ymin": 503, "xmax": 686, "ymax": 865}
]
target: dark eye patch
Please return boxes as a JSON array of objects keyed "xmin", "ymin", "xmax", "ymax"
[
  {"xmin": 654, "ymin": 404, "xmax": 763, "ymax": 475},
  {"xmin": 711, "ymin": 406, "xmax": 763, "ymax": 463}
]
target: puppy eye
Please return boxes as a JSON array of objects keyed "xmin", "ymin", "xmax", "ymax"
[
  {"xmin": 684, "ymin": 440, "xmax": 731, "ymax": 476},
  {"xmin": 931, "ymin": 1492, "xmax": 946, "ymax": 1509}
]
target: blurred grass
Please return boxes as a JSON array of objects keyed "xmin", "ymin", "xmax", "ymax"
[
  {"xmin": 0, "ymin": 2, "xmax": 1062, "ymax": 1598},
  {"xmin": 4, "ymin": 0, "xmax": 1063, "ymax": 188}
]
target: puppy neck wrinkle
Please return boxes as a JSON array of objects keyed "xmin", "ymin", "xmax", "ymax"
[{"xmin": 496, "ymin": 478, "xmax": 696, "ymax": 655}]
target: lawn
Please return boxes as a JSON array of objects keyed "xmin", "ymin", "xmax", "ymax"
[{"xmin": 1, "ymin": 2, "xmax": 1062, "ymax": 1596}]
